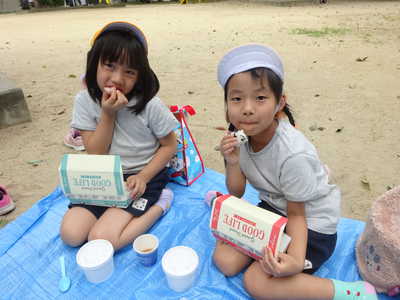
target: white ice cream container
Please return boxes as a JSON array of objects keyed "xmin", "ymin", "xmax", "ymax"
[
  {"xmin": 161, "ymin": 246, "xmax": 199, "ymax": 292},
  {"xmin": 76, "ymin": 239, "xmax": 114, "ymax": 284}
]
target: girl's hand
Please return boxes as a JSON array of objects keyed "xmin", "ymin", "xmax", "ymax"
[
  {"xmin": 259, "ymin": 247, "xmax": 303, "ymax": 278},
  {"xmin": 219, "ymin": 133, "xmax": 240, "ymax": 165},
  {"xmin": 101, "ymin": 87, "xmax": 129, "ymax": 115},
  {"xmin": 126, "ymin": 174, "xmax": 147, "ymax": 200}
]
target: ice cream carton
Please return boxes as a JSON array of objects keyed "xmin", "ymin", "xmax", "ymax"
[
  {"xmin": 59, "ymin": 154, "xmax": 132, "ymax": 208},
  {"xmin": 210, "ymin": 194, "xmax": 291, "ymax": 260}
]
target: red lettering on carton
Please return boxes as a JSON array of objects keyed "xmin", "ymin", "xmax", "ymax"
[
  {"xmin": 210, "ymin": 195, "xmax": 289, "ymax": 259},
  {"xmin": 234, "ymin": 214, "xmax": 256, "ymax": 227}
]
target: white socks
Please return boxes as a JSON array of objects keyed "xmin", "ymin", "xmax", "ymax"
[{"xmin": 155, "ymin": 188, "xmax": 174, "ymax": 215}]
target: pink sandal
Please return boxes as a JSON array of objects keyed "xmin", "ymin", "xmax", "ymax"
[{"xmin": 0, "ymin": 185, "xmax": 16, "ymax": 215}]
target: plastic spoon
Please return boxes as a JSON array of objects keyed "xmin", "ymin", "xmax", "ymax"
[{"xmin": 59, "ymin": 255, "xmax": 71, "ymax": 293}]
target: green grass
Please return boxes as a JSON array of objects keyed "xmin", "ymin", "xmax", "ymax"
[
  {"xmin": 382, "ymin": 14, "xmax": 400, "ymax": 22},
  {"xmin": 0, "ymin": 218, "xmax": 11, "ymax": 228},
  {"xmin": 290, "ymin": 27, "xmax": 350, "ymax": 38}
]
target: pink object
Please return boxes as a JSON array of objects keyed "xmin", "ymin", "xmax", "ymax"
[
  {"xmin": 204, "ymin": 190, "xmax": 222, "ymax": 207},
  {"xmin": 64, "ymin": 128, "xmax": 85, "ymax": 151},
  {"xmin": 364, "ymin": 281, "xmax": 377, "ymax": 294},
  {"xmin": 388, "ymin": 286, "xmax": 400, "ymax": 297},
  {"xmin": 356, "ymin": 186, "xmax": 400, "ymax": 294},
  {"xmin": 0, "ymin": 185, "xmax": 16, "ymax": 215}
]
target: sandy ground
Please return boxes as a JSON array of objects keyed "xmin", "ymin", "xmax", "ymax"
[{"xmin": 1, "ymin": 0, "xmax": 399, "ymax": 227}]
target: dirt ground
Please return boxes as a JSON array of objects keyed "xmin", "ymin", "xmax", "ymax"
[{"xmin": 1, "ymin": 0, "xmax": 399, "ymax": 227}]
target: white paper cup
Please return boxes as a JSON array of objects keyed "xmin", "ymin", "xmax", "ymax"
[
  {"xmin": 161, "ymin": 246, "xmax": 199, "ymax": 292},
  {"xmin": 76, "ymin": 239, "xmax": 114, "ymax": 284},
  {"xmin": 133, "ymin": 234, "xmax": 159, "ymax": 266}
]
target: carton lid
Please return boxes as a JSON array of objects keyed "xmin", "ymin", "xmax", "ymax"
[
  {"xmin": 162, "ymin": 246, "xmax": 199, "ymax": 276},
  {"xmin": 60, "ymin": 154, "xmax": 122, "ymax": 173},
  {"xmin": 76, "ymin": 239, "xmax": 114, "ymax": 269}
]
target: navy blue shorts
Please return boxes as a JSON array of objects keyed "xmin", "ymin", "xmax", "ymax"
[
  {"xmin": 69, "ymin": 168, "xmax": 169, "ymax": 219},
  {"xmin": 257, "ymin": 201, "xmax": 337, "ymax": 274}
]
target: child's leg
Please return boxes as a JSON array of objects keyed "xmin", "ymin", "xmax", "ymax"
[
  {"xmin": 117, "ymin": 203, "xmax": 164, "ymax": 249},
  {"xmin": 88, "ymin": 205, "xmax": 160, "ymax": 251},
  {"xmin": 213, "ymin": 240, "xmax": 253, "ymax": 277},
  {"xmin": 89, "ymin": 188, "xmax": 173, "ymax": 251},
  {"xmin": 243, "ymin": 261, "xmax": 377, "ymax": 300},
  {"xmin": 243, "ymin": 261, "xmax": 333, "ymax": 299},
  {"xmin": 60, "ymin": 207, "xmax": 97, "ymax": 247}
]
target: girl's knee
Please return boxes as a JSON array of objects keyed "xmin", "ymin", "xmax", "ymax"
[
  {"xmin": 60, "ymin": 207, "xmax": 96, "ymax": 247},
  {"xmin": 243, "ymin": 268, "xmax": 259, "ymax": 298},
  {"xmin": 243, "ymin": 263, "xmax": 274, "ymax": 300},
  {"xmin": 213, "ymin": 251, "xmax": 243, "ymax": 277},
  {"xmin": 88, "ymin": 227, "xmax": 109, "ymax": 241},
  {"xmin": 88, "ymin": 228, "xmax": 118, "ymax": 249},
  {"xmin": 60, "ymin": 225, "xmax": 87, "ymax": 247},
  {"xmin": 212, "ymin": 241, "xmax": 251, "ymax": 277}
]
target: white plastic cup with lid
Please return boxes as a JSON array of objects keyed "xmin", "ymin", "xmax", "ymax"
[
  {"xmin": 161, "ymin": 246, "xmax": 199, "ymax": 292},
  {"xmin": 76, "ymin": 239, "xmax": 114, "ymax": 284}
]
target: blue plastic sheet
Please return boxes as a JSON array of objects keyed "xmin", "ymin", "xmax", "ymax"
[{"xmin": 0, "ymin": 168, "xmax": 398, "ymax": 300}]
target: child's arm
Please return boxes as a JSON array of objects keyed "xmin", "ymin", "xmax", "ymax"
[
  {"xmin": 81, "ymin": 88, "xmax": 128, "ymax": 154},
  {"xmin": 284, "ymin": 201, "xmax": 308, "ymax": 269},
  {"xmin": 225, "ymin": 160, "xmax": 246, "ymax": 198},
  {"xmin": 126, "ymin": 131, "xmax": 177, "ymax": 199},
  {"xmin": 259, "ymin": 201, "xmax": 307, "ymax": 277},
  {"xmin": 219, "ymin": 133, "xmax": 246, "ymax": 197},
  {"xmin": 80, "ymin": 111, "xmax": 115, "ymax": 154}
]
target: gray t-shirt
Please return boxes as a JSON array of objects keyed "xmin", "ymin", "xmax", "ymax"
[
  {"xmin": 240, "ymin": 120, "xmax": 340, "ymax": 234},
  {"xmin": 71, "ymin": 90, "xmax": 179, "ymax": 174}
]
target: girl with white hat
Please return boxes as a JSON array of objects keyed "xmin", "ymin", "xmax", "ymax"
[{"xmin": 210, "ymin": 44, "xmax": 377, "ymax": 300}]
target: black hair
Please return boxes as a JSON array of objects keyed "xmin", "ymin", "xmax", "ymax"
[
  {"xmin": 85, "ymin": 30, "xmax": 159, "ymax": 114},
  {"xmin": 224, "ymin": 67, "xmax": 295, "ymax": 127}
]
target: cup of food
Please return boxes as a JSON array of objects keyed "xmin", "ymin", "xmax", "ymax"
[{"xmin": 133, "ymin": 234, "xmax": 159, "ymax": 266}]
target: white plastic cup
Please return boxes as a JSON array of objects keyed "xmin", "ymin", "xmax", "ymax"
[
  {"xmin": 133, "ymin": 234, "xmax": 159, "ymax": 266},
  {"xmin": 161, "ymin": 246, "xmax": 199, "ymax": 292},
  {"xmin": 76, "ymin": 239, "xmax": 114, "ymax": 284}
]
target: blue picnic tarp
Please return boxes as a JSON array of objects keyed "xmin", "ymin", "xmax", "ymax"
[{"xmin": 0, "ymin": 168, "xmax": 397, "ymax": 300}]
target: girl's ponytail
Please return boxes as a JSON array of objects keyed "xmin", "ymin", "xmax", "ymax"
[{"xmin": 283, "ymin": 103, "xmax": 295, "ymax": 127}]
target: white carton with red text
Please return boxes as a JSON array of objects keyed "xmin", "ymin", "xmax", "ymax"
[{"xmin": 210, "ymin": 194, "xmax": 291, "ymax": 260}]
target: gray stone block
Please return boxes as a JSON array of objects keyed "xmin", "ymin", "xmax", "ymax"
[
  {"xmin": 0, "ymin": 73, "xmax": 32, "ymax": 129},
  {"xmin": 0, "ymin": 0, "xmax": 20, "ymax": 12}
]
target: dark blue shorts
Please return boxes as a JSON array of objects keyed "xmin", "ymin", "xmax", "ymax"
[
  {"xmin": 69, "ymin": 168, "xmax": 169, "ymax": 219},
  {"xmin": 257, "ymin": 201, "xmax": 337, "ymax": 274}
]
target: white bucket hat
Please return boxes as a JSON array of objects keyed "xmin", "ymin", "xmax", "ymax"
[{"xmin": 217, "ymin": 44, "xmax": 284, "ymax": 88}]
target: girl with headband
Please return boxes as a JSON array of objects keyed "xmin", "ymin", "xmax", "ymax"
[{"xmin": 60, "ymin": 22, "xmax": 178, "ymax": 251}]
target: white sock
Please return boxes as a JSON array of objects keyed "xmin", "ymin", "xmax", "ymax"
[{"xmin": 155, "ymin": 188, "xmax": 174, "ymax": 215}]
